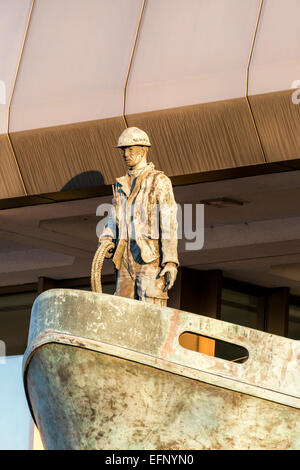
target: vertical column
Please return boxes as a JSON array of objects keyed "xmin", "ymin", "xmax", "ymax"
[
  {"xmin": 37, "ymin": 277, "xmax": 57, "ymax": 295},
  {"xmin": 169, "ymin": 267, "xmax": 222, "ymax": 317},
  {"xmin": 169, "ymin": 268, "xmax": 223, "ymax": 356},
  {"xmin": 265, "ymin": 287, "xmax": 290, "ymax": 337}
]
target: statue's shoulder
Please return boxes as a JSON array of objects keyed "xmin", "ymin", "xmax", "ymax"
[
  {"xmin": 147, "ymin": 163, "xmax": 169, "ymax": 181},
  {"xmin": 149, "ymin": 168, "xmax": 163, "ymax": 178},
  {"xmin": 150, "ymin": 169, "xmax": 172, "ymax": 185}
]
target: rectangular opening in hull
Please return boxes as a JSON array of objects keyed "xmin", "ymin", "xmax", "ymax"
[{"xmin": 179, "ymin": 332, "xmax": 249, "ymax": 363}]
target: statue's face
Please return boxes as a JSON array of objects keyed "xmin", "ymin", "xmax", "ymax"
[{"xmin": 121, "ymin": 146, "xmax": 147, "ymax": 169}]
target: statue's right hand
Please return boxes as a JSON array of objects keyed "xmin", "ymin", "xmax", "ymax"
[
  {"xmin": 98, "ymin": 237, "xmax": 112, "ymax": 247},
  {"xmin": 98, "ymin": 238, "xmax": 115, "ymax": 259}
]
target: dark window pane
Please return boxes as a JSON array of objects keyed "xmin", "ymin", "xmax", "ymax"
[
  {"xmin": 101, "ymin": 283, "xmax": 115, "ymax": 295},
  {"xmin": 221, "ymin": 288, "xmax": 264, "ymax": 330},
  {"xmin": 288, "ymin": 304, "xmax": 300, "ymax": 340},
  {"xmin": 220, "ymin": 287, "xmax": 265, "ymax": 360}
]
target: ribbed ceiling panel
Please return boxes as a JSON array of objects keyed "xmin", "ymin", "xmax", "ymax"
[
  {"xmin": 0, "ymin": 135, "xmax": 26, "ymax": 198},
  {"xmin": 0, "ymin": 1, "xmax": 300, "ymax": 200}
]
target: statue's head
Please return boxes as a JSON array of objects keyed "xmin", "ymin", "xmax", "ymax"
[{"xmin": 117, "ymin": 127, "xmax": 151, "ymax": 170}]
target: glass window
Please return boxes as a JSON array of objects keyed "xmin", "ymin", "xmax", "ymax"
[
  {"xmin": 219, "ymin": 287, "xmax": 265, "ymax": 361},
  {"xmin": 288, "ymin": 304, "xmax": 300, "ymax": 340},
  {"xmin": 221, "ymin": 288, "xmax": 265, "ymax": 330}
]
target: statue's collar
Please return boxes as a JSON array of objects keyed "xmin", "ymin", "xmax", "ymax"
[
  {"xmin": 127, "ymin": 162, "xmax": 154, "ymax": 178},
  {"xmin": 116, "ymin": 163, "xmax": 155, "ymax": 196}
]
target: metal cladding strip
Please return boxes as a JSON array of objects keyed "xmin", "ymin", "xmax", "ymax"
[
  {"xmin": 6, "ymin": 0, "xmax": 36, "ymax": 196},
  {"xmin": 23, "ymin": 289, "xmax": 300, "ymax": 405},
  {"xmin": 245, "ymin": 0, "xmax": 267, "ymax": 163},
  {"xmin": 23, "ymin": 329, "xmax": 300, "ymax": 411},
  {"xmin": 122, "ymin": 0, "xmax": 147, "ymax": 128}
]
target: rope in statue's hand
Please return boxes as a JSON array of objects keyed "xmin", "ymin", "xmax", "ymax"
[
  {"xmin": 91, "ymin": 239, "xmax": 115, "ymax": 293},
  {"xmin": 92, "ymin": 241, "xmax": 177, "ymax": 295}
]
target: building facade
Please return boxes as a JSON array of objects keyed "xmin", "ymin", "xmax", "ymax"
[{"xmin": 0, "ymin": 0, "xmax": 300, "ymax": 449}]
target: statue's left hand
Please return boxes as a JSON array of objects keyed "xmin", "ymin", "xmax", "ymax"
[{"xmin": 159, "ymin": 263, "xmax": 178, "ymax": 291}]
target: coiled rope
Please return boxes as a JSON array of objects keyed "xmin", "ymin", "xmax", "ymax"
[{"xmin": 91, "ymin": 239, "xmax": 115, "ymax": 293}]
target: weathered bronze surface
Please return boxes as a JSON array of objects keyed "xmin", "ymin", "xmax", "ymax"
[
  {"xmin": 23, "ymin": 289, "xmax": 300, "ymax": 450},
  {"xmin": 96, "ymin": 127, "xmax": 179, "ymax": 306}
]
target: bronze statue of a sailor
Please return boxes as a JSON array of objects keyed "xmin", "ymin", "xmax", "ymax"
[{"xmin": 98, "ymin": 127, "xmax": 179, "ymax": 306}]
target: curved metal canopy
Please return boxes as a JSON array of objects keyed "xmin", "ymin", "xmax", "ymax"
[{"xmin": 0, "ymin": 0, "xmax": 300, "ymax": 200}]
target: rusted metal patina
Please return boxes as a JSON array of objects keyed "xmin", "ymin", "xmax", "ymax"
[{"xmin": 23, "ymin": 289, "xmax": 300, "ymax": 450}]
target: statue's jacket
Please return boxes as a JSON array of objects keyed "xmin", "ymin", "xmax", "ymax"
[{"xmin": 100, "ymin": 162, "xmax": 179, "ymax": 270}]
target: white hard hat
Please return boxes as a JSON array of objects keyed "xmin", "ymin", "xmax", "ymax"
[{"xmin": 116, "ymin": 127, "xmax": 151, "ymax": 148}]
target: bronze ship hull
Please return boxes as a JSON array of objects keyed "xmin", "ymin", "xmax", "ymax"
[{"xmin": 23, "ymin": 289, "xmax": 300, "ymax": 450}]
